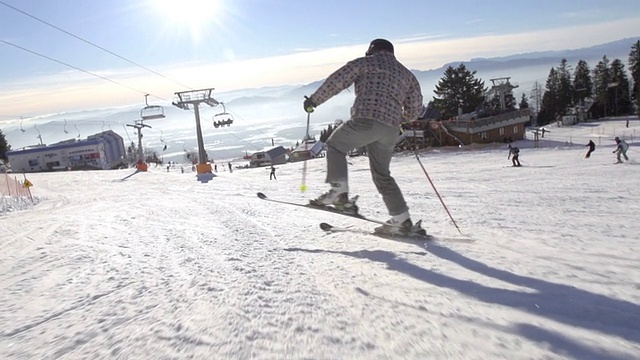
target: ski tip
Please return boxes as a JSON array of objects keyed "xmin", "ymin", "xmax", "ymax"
[
  {"xmin": 256, "ymin": 192, "xmax": 267, "ymax": 199},
  {"xmin": 319, "ymin": 222, "xmax": 333, "ymax": 231}
]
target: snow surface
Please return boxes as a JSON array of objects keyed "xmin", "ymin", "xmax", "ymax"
[{"xmin": 1, "ymin": 118, "xmax": 639, "ymax": 359}]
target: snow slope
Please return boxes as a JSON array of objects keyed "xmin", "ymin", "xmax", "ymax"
[{"xmin": 1, "ymin": 118, "xmax": 639, "ymax": 359}]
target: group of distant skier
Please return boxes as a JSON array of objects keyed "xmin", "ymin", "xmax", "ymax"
[
  {"xmin": 507, "ymin": 136, "xmax": 630, "ymax": 167},
  {"xmin": 584, "ymin": 137, "xmax": 629, "ymax": 163}
]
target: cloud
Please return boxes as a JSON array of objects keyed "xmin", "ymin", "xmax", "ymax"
[
  {"xmin": 465, "ymin": 18, "xmax": 484, "ymax": 25},
  {"xmin": 558, "ymin": 9, "xmax": 603, "ymax": 20}
]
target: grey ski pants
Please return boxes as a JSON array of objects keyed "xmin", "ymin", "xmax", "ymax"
[{"xmin": 324, "ymin": 117, "xmax": 408, "ymax": 216}]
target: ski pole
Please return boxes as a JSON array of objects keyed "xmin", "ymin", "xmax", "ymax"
[
  {"xmin": 300, "ymin": 110, "xmax": 311, "ymax": 192},
  {"xmin": 413, "ymin": 150, "xmax": 463, "ymax": 235}
]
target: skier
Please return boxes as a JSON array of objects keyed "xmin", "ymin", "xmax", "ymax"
[
  {"xmin": 303, "ymin": 38, "xmax": 425, "ymax": 236},
  {"xmin": 228, "ymin": 162, "xmax": 233, "ymax": 173},
  {"xmin": 508, "ymin": 144, "xmax": 521, "ymax": 166},
  {"xmin": 269, "ymin": 165, "xmax": 277, "ymax": 180},
  {"xmin": 585, "ymin": 140, "xmax": 596, "ymax": 158},
  {"xmin": 612, "ymin": 137, "xmax": 629, "ymax": 163}
]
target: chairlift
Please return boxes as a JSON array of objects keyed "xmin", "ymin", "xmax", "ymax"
[
  {"xmin": 213, "ymin": 102, "xmax": 234, "ymax": 128},
  {"xmin": 63, "ymin": 119, "xmax": 69, "ymax": 134},
  {"xmin": 140, "ymin": 94, "xmax": 165, "ymax": 120},
  {"xmin": 74, "ymin": 124, "xmax": 81, "ymax": 139},
  {"xmin": 20, "ymin": 117, "xmax": 26, "ymax": 133},
  {"xmin": 160, "ymin": 131, "xmax": 167, "ymax": 151}
]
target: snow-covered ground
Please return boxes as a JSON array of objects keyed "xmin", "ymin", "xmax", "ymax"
[{"xmin": 1, "ymin": 118, "xmax": 639, "ymax": 359}]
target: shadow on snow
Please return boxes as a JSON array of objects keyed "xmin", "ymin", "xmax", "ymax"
[{"xmin": 283, "ymin": 245, "xmax": 640, "ymax": 360}]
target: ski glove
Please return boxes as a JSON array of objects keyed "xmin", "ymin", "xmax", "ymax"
[{"xmin": 303, "ymin": 96, "xmax": 316, "ymax": 113}]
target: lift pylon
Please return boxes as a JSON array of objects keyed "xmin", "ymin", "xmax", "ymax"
[
  {"xmin": 172, "ymin": 87, "xmax": 219, "ymax": 181},
  {"xmin": 126, "ymin": 119, "xmax": 152, "ymax": 171}
]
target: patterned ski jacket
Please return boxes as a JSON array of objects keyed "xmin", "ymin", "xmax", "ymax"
[{"xmin": 308, "ymin": 52, "xmax": 423, "ymax": 127}]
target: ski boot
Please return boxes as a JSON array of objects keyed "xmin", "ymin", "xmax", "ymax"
[
  {"xmin": 374, "ymin": 212, "xmax": 427, "ymax": 237},
  {"xmin": 310, "ymin": 188, "xmax": 359, "ymax": 216}
]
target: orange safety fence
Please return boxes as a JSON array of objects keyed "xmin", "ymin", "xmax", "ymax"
[{"xmin": 0, "ymin": 173, "xmax": 33, "ymax": 200}]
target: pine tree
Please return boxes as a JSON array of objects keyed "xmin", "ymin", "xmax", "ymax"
[
  {"xmin": 320, "ymin": 123, "xmax": 335, "ymax": 142},
  {"xmin": 573, "ymin": 60, "xmax": 592, "ymax": 105},
  {"xmin": 519, "ymin": 93, "xmax": 529, "ymax": 109},
  {"xmin": 556, "ymin": 59, "xmax": 574, "ymax": 113},
  {"xmin": 609, "ymin": 59, "xmax": 632, "ymax": 115},
  {"xmin": 433, "ymin": 63, "xmax": 486, "ymax": 119},
  {"xmin": 629, "ymin": 40, "xmax": 640, "ymax": 117},
  {"xmin": 538, "ymin": 67, "xmax": 561, "ymax": 124},
  {"xmin": 592, "ymin": 55, "xmax": 612, "ymax": 117},
  {"xmin": 0, "ymin": 129, "xmax": 11, "ymax": 162}
]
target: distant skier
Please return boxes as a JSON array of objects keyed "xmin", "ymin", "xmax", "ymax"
[
  {"xmin": 613, "ymin": 137, "xmax": 629, "ymax": 163},
  {"xmin": 585, "ymin": 140, "xmax": 596, "ymax": 158},
  {"xmin": 269, "ymin": 165, "xmax": 277, "ymax": 180},
  {"xmin": 508, "ymin": 144, "xmax": 521, "ymax": 166},
  {"xmin": 228, "ymin": 162, "xmax": 233, "ymax": 173}
]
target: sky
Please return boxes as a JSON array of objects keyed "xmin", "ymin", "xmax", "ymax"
[
  {"xmin": 1, "ymin": 0, "xmax": 640, "ymax": 119},
  {"xmin": 1, "ymin": 117, "xmax": 639, "ymax": 359}
]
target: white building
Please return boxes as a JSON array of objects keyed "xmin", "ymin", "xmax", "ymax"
[
  {"xmin": 6, "ymin": 130, "xmax": 126, "ymax": 173},
  {"xmin": 249, "ymin": 146, "xmax": 288, "ymax": 168},
  {"xmin": 290, "ymin": 140, "xmax": 325, "ymax": 162}
]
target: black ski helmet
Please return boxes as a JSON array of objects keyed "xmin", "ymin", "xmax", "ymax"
[{"xmin": 366, "ymin": 38, "xmax": 394, "ymax": 56}]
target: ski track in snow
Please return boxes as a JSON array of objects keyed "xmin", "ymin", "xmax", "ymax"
[{"xmin": 1, "ymin": 119, "xmax": 640, "ymax": 359}]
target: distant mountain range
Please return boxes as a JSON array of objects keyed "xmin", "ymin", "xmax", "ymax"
[
  {"xmin": 468, "ymin": 37, "xmax": 639, "ymax": 62},
  {"xmin": 409, "ymin": 37, "xmax": 640, "ymax": 97}
]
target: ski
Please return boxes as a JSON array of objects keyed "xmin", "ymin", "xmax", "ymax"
[
  {"xmin": 319, "ymin": 222, "xmax": 433, "ymax": 242},
  {"xmin": 320, "ymin": 222, "xmax": 476, "ymax": 244},
  {"xmin": 256, "ymin": 192, "xmax": 391, "ymax": 226}
]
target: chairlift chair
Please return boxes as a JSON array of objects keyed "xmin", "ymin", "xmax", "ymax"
[
  {"xmin": 160, "ymin": 131, "xmax": 167, "ymax": 151},
  {"xmin": 140, "ymin": 94, "xmax": 166, "ymax": 120},
  {"xmin": 213, "ymin": 102, "xmax": 233, "ymax": 128}
]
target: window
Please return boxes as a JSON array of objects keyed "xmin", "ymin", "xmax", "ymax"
[
  {"xmin": 481, "ymin": 132, "xmax": 487, "ymax": 140},
  {"xmin": 513, "ymin": 126, "xmax": 519, "ymax": 134},
  {"xmin": 499, "ymin": 128, "xmax": 505, "ymax": 136}
]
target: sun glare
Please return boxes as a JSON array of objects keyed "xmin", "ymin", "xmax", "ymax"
[{"xmin": 153, "ymin": 0, "xmax": 222, "ymax": 40}]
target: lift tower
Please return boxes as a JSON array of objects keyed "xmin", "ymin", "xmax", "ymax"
[
  {"xmin": 489, "ymin": 77, "xmax": 518, "ymax": 110},
  {"xmin": 127, "ymin": 120, "xmax": 152, "ymax": 171},
  {"xmin": 172, "ymin": 88, "xmax": 219, "ymax": 178}
]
